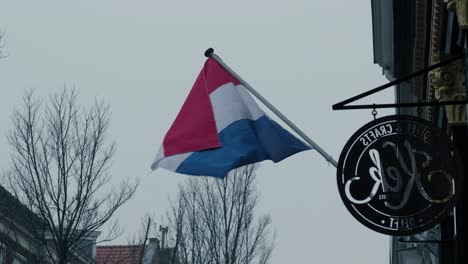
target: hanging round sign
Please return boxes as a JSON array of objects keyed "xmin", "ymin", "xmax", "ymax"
[{"xmin": 337, "ymin": 115, "xmax": 462, "ymax": 236}]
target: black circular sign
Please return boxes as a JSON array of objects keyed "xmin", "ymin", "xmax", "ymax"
[{"xmin": 337, "ymin": 115, "xmax": 463, "ymax": 236}]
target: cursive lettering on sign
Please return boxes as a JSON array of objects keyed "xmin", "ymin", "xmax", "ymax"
[{"xmin": 345, "ymin": 140, "xmax": 454, "ymax": 208}]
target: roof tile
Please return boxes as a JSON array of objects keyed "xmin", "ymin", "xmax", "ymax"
[{"xmin": 96, "ymin": 245, "xmax": 145, "ymax": 264}]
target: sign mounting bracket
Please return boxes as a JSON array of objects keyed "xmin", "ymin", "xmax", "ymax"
[{"xmin": 332, "ymin": 54, "xmax": 468, "ymax": 110}]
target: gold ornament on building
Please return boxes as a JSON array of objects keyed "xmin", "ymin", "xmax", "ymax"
[
  {"xmin": 446, "ymin": 0, "xmax": 468, "ymax": 29},
  {"xmin": 429, "ymin": 57, "xmax": 467, "ymax": 125}
]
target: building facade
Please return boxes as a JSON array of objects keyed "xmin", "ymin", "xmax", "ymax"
[
  {"xmin": 0, "ymin": 186, "xmax": 42, "ymax": 263},
  {"xmin": 371, "ymin": 0, "xmax": 467, "ymax": 263},
  {"xmin": 0, "ymin": 185, "xmax": 98, "ymax": 264}
]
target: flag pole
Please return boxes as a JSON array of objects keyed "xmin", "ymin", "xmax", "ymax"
[{"xmin": 205, "ymin": 48, "xmax": 338, "ymax": 168}]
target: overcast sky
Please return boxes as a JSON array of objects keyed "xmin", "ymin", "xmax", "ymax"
[{"xmin": 0, "ymin": 1, "xmax": 396, "ymax": 263}]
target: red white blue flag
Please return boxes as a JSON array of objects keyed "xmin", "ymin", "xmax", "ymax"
[{"xmin": 151, "ymin": 58, "xmax": 310, "ymax": 177}]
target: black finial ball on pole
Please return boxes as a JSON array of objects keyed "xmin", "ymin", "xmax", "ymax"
[{"xmin": 204, "ymin": 48, "xmax": 214, "ymax": 57}]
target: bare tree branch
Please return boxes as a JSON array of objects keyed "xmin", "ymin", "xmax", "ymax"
[
  {"xmin": 7, "ymin": 89, "xmax": 138, "ymax": 264},
  {"xmin": 167, "ymin": 165, "xmax": 275, "ymax": 264},
  {"xmin": 98, "ymin": 214, "xmax": 158, "ymax": 264},
  {"xmin": 0, "ymin": 29, "xmax": 7, "ymax": 59}
]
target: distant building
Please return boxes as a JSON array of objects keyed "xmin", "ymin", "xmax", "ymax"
[
  {"xmin": 41, "ymin": 230, "xmax": 100, "ymax": 264},
  {"xmin": 0, "ymin": 185, "xmax": 98, "ymax": 264},
  {"xmin": 96, "ymin": 245, "xmax": 144, "ymax": 264},
  {"xmin": 0, "ymin": 185, "xmax": 42, "ymax": 263},
  {"xmin": 96, "ymin": 238, "xmax": 178, "ymax": 264}
]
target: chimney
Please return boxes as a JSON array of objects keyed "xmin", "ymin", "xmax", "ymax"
[
  {"xmin": 142, "ymin": 238, "xmax": 160, "ymax": 263},
  {"xmin": 159, "ymin": 226, "xmax": 168, "ymax": 249},
  {"xmin": 149, "ymin": 237, "xmax": 160, "ymax": 250}
]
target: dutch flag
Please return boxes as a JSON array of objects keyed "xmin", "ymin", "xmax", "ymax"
[{"xmin": 151, "ymin": 58, "xmax": 310, "ymax": 177}]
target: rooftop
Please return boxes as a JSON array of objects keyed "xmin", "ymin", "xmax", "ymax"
[{"xmin": 96, "ymin": 245, "xmax": 145, "ymax": 264}]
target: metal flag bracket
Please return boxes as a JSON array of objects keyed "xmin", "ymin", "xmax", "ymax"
[{"xmin": 332, "ymin": 54, "xmax": 468, "ymax": 111}]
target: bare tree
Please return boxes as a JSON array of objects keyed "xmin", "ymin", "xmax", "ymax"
[
  {"xmin": 7, "ymin": 89, "xmax": 138, "ymax": 264},
  {"xmin": 167, "ymin": 165, "xmax": 275, "ymax": 264},
  {"xmin": 0, "ymin": 27, "xmax": 7, "ymax": 220}
]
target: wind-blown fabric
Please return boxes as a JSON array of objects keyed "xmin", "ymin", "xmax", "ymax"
[{"xmin": 151, "ymin": 58, "xmax": 310, "ymax": 177}]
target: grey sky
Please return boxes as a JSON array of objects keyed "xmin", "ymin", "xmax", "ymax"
[{"xmin": 0, "ymin": 1, "xmax": 395, "ymax": 263}]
